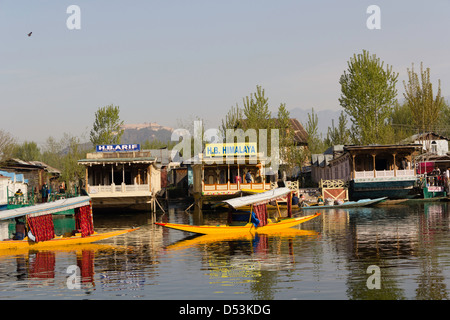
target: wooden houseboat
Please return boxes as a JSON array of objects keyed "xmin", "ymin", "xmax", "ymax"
[
  {"xmin": 190, "ymin": 142, "xmax": 274, "ymax": 208},
  {"xmin": 77, "ymin": 144, "xmax": 161, "ymax": 211},
  {"xmin": 312, "ymin": 144, "xmax": 423, "ymax": 200}
]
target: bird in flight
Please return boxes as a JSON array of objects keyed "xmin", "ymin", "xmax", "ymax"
[{"xmin": 27, "ymin": 32, "xmax": 32, "ymax": 37}]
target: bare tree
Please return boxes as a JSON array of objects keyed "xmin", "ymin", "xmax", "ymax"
[{"xmin": 0, "ymin": 129, "xmax": 16, "ymax": 160}]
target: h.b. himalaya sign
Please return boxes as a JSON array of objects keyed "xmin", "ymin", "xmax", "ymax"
[
  {"xmin": 205, "ymin": 143, "xmax": 257, "ymax": 157},
  {"xmin": 96, "ymin": 144, "xmax": 140, "ymax": 152}
]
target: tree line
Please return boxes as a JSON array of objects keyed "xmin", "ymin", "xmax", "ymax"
[
  {"xmin": 307, "ymin": 50, "xmax": 449, "ymax": 155},
  {"xmin": 0, "ymin": 49, "xmax": 447, "ymax": 187}
]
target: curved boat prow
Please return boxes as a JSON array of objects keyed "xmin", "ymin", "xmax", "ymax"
[{"xmin": 154, "ymin": 212, "xmax": 321, "ymax": 235}]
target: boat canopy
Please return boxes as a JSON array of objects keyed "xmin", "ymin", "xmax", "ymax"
[
  {"xmin": 0, "ymin": 196, "xmax": 91, "ymax": 221},
  {"xmin": 221, "ymin": 187, "xmax": 291, "ymax": 209}
]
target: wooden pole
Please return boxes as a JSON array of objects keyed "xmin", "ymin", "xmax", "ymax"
[
  {"xmin": 372, "ymin": 154, "xmax": 376, "ymax": 178},
  {"xmin": 393, "ymin": 153, "xmax": 397, "ymax": 177},
  {"xmin": 275, "ymin": 200, "xmax": 281, "ymax": 220},
  {"xmin": 352, "ymin": 154, "xmax": 356, "ymax": 179}
]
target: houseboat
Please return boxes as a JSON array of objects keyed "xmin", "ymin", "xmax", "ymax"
[
  {"xmin": 190, "ymin": 142, "xmax": 274, "ymax": 208},
  {"xmin": 312, "ymin": 144, "xmax": 423, "ymax": 200},
  {"xmin": 77, "ymin": 144, "xmax": 161, "ymax": 211}
]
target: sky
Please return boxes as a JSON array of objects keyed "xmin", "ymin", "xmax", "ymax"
[{"xmin": 1, "ymin": 0, "xmax": 449, "ymax": 146}]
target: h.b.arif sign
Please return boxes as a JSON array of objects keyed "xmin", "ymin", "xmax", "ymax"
[{"xmin": 96, "ymin": 144, "xmax": 140, "ymax": 152}]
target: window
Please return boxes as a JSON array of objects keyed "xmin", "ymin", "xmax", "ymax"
[{"xmin": 431, "ymin": 141, "xmax": 437, "ymax": 154}]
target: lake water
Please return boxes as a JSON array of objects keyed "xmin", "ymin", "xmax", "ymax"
[{"xmin": 1, "ymin": 201, "xmax": 450, "ymax": 301}]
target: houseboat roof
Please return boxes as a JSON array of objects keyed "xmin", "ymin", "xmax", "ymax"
[
  {"xmin": 78, "ymin": 150, "xmax": 158, "ymax": 166},
  {"xmin": 344, "ymin": 144, "xmax": 422, "ymax": 153},
  {"xmin": 404, "ymin": 132, "xmax": 450, "ymax": 142},
  {"xmin": 220, "ymin": 187, "xmax": 292, "ymax": 209},
  {"xmin": 0, "ymin": 196, "xmax": 91, "ymax": 220},
  {"xmin": 78, "ymin": 157, "xmax": 157, "ymax": 165}
]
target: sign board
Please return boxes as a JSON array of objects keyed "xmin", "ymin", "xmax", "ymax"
[
  {"xmin": 96, "ymin": 144, "xmax": 140, "ymax": 152},
  {"xmin": 205, "ymin": 143, "xmax": 257, "ymax": 157}
]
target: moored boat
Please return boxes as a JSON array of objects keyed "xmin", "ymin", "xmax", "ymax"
[
  {"xmin": 301, "ymin": 197, "xmax": 387, "ymax": 210},
  {"xmin": 0, "ymin": 196, "xmax": 139, "ymax": 251},
  {"xmin": 155, "ymin": 188, "xmax": 321, "ymax": 235}
]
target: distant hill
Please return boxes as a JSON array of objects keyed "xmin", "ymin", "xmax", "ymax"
[{"xmin": 120, "ymin": 122, "xmax": 174, "ymax": 145}]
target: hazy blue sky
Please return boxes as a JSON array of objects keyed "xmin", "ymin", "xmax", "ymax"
[{"xmin": 1, "ymin": 1, "xmax": 449, "ymax": 145}]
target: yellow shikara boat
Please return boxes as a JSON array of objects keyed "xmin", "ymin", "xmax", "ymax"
[
  {"xmin": 155, "ymin": 188, "xmax": 321, "ymax": 235},
  {"xmin": 0, "ymin": 228, "xmax": 139, "ymax": 251},
  {"xmin": 0, "ymin": 196, "xmax": 139, "ymax": 251},
  {"xmin": 155, "ymin": 214, "xmax": 319, "ymax": 236}
]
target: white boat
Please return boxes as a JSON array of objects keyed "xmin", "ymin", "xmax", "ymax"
[{"xmin": 301, "ymin": 197, "xmax": 387, "ymax": 209}]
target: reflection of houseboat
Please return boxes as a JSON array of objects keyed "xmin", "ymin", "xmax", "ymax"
[
  {"xmin": 190, "ymin": 142, "xmax": 274, "ymax": 208},
  {"xmin": 78, "ymin": 144, "xmax": 161, "ymax": 211},
  {"xmin": 312, "ymin": 144, "xmax": 423, "ymax": 200}
]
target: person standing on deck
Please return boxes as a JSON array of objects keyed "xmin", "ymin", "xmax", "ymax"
[
  {"xmin": 41, "ymin": 183, "xmax": 48, "ymax": 203},
  {"xmin": 245, "ymin": 170, "xmax": 252, "ymax": 183}
]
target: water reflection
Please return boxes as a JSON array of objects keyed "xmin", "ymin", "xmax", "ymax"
[
  {"xmin": 2, "ymin": 202, "xmax": 450, "ymax": 299},
  {"xmin": 317, "ymin": 203, "xmax": 450, "ymax": 300},
  {"xmin": 0, "ymin": 244, "xmax": 127, "ymax": 292},
  {"xmin": 163, "ymin": 228, "xmax": 320, "ymax": 300}
]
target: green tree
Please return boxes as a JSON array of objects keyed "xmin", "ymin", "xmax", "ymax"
[
  {"xmin": 221, "ymin": 86, "xmax": 305, "ymax": 173},
  {"xmin": 41, "ymin": 136, "xmax": 64, "ymax": 170},
  {"xmin": 12, "ymin": 141, "xmax": 41, "ymax": 161},
  {"xmin": 387, "ymin": 101, "xmax": 415, "ymax": 143},
  {"xmin": 60, "ymin": 134, "xmax": 86, "ymax": 188},
  {"xmin": 220, "ymin": 104, "xmax": 243, "ymax": 135},
  {"xmin": 304, "ymin": 108, "xmax": 327, "ymax": 154},
  {"xmin": 277, "ymin": 103, "xmax": 306, "ymax": 172},
  {"xmin": 339, "ymin": 50, "xmax": 399, "ymax": 145},
  {"xmin": 221, "ymin": 85, "xmax": 276, "ymax": 154},
  {"xmin": 436, "ymin": 100, "xmax": 450, "ymax": 137},
  {"xmin": 40, "ymin": 133, "xmax": 89, "ymax": 192},
  {"xmin": 90, "ymin": 104, "xmax": 124, "ymax": 146},
  {"xmin": 403, "ymin": 62, "xmax": 445, "ymax": 134},
  {"xmin": 325, "ymin": 111, "xmax": 351, "ymax": 146},
  {"xmin": 242, "ymin": 85, "xmax": 274, "ymax": 132}
]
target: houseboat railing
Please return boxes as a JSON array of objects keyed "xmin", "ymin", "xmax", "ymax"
[
  {"xmin": 202, "ymin": 182, "xmax": 271, "ymax": 193},
  {"xmin": 354, "ymin": 169, "xmax": 415, "ymax": 179},
  {"xmin": 88, "ymin": 183, "xmax": 151, "ymax": 194},
  {"xmin": 7, "ymin": 188, "xmax": 82, "ymax": 208}
]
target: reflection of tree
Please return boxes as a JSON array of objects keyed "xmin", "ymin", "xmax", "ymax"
[
  {"xmin": 200, "ymin": 233, "xmax": 317, "ymax": 299},
  {"xmin": 250, "ymin": 270, "xmax": 277, "ymax": 300},
  {"xmin": 343, "ymin": 203, "xmax": 450, "ymax": 300},
  {"xmin": 415, "ymin": 208, "xmax": 449, "ymax": 300},
  {"xmin": 346, "ymin": 261, "xmax": 405, "ymax": 300},
  {"xmin": 345, "ymin": 212, "xmax": 407, "ymax": 299},
  {"xmin": 415, "ymin": 260, "xmax": 448, "ymax": 300}
]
